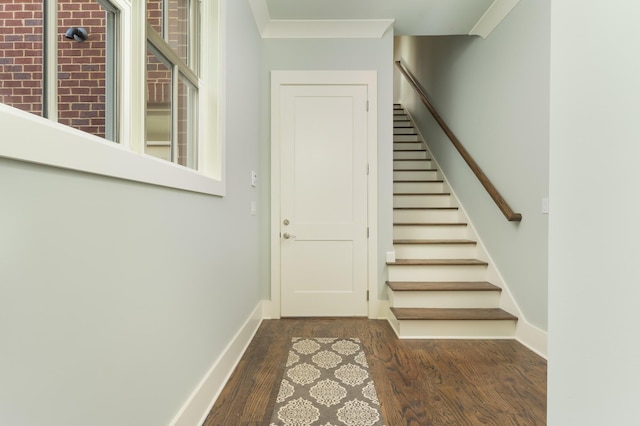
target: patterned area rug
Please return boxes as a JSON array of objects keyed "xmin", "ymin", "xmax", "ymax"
[{"xmin": 270, "ymin": 337, "xmax": 385, "ymax": 426}]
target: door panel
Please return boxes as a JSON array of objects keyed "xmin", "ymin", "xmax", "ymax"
[{"xmin": 280, "ymin": 84, "xmax": 368, "ymax": 317}]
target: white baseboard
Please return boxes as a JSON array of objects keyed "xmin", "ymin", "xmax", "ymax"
[
  {"xmin": 516, "ymin": 321, "xmax": 548, "ymax": 359},
  {"xmin": 169, "ymin": 302, "xmax": 263, "ymax": 426}
]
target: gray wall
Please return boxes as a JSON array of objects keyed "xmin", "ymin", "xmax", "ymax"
[
  {"xmin": 259, "ymin": 31, "xmax": 395, "ymax": 300},
  {"xmin": 549, "ymin": 0, "xmax": 640, "ymax": 423},
  {"xmin": 0, "ymin": 1, "xmax": 263, "ymax": 425},
  {"xmin": 394, "ymin": 0, "xmax": 550, "ymax": 330}
]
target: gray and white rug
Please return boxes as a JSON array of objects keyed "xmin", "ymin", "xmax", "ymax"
[{"xmin": 270, "ymin": 337, "xmax": 385, "ymax": 426}]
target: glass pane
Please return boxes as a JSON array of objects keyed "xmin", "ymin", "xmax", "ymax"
[
  {"xmin": 145, "ymin": 47, "xmax": 172, "ymax": 162},
  {"xmin": 167, "ymin": 0, "xmax": 189, "ymax": 65},
  {"xmin": 146, "ymin": 0, "xmax": 163, "ymax": 36},
  {"xmin": 177, "ymin": 75, "xmax": 197, "ymax": 168},
  {"xmin": 0, "ymin": 0, "xmax": 44, "ymax": 116},
  {"xmin": 57, "ymin": 0, "xmax": 116, "ymax": 141}
]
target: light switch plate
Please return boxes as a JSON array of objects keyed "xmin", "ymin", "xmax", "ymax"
[
  {"xmin": 541, "ymin": 197, "xmax": 549, "ymax": 214},
  {"xmin": 251, "ymin": 171, "xmax": 257, "ymax": 187}
]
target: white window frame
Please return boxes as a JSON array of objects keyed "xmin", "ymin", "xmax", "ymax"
[{"xmin": 0, "ymin": 0, "xmax": 226, "ymax": 196}]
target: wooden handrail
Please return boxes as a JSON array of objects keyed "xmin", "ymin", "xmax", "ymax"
[{"xmin": 395, "ymin": 61, "xmax": 522, "ymax": 222}]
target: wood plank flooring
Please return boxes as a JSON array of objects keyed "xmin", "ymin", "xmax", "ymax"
[{"xmin": 203, "ymin": 318, "xmax": 546, "ymax": 426}]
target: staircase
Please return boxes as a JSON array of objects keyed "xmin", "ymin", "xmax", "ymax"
[{"xmin": 387, "ymin": 104, "xmax": 518, "ymax": 338}]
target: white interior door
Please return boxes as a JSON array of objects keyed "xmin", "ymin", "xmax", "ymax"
[{"xmin": 279, "ymin": 84, "xmax": 369, "ymax": 317}]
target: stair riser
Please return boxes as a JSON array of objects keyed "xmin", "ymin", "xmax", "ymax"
[
  {"xmin": 394, "ymin": 244, "xmax": 477, "ymax": 259},
  {"xmin": 389, "ymin": 317, "xmax": 517, "ymax": 339},
  {"xmin": 394, "ymin": 135, "xmax": 420, "ymax": 142},
  {"xmin": 393, "ymin": 151, "xmax": 428, "ymax": 160},
  {"xmin": 387, "ymin": 264, "xmax": 487, "ymax": 281},
  {"xmin": 393, "ymin": 121, "xmax": 412, "ymax": 128},
  {"xmin": 394, "ymin": 128, "xmax": 417, "ymax": 135},
  {"xmin": 394, "ymin": 160, "xmax": 434, "ymax": 170},
  {"xmin": 394, "ymin": 182, "xmax": 443, "ymax": 193},
  {"xmin": 388, "ymin": 289, "xmax": 501, "ymax": 309},
  {"xmin": 394, "ymin": 209, "xmax": 460, "ymax": 222},
  {"xmin": 393, "ymin": 170, "xmax": 439, "ymax": 181},
  {"xmin": 393, "ymin": 195, "xmax": 453, "ymax": 208},
  {"xmin": 394, "ymin": 142, "xmax": 423, "ymax": 150},
  {"xmin": 393, "ymin": 225, "xmax": 468, "ymax": 239}
]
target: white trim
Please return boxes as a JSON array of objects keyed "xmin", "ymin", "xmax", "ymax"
[
  {"xmin": 247, "ymin": 0, "xmax": 271, "ymax": 35},
  {"xmin": 469, "ymin": 0, "xmax": 520, "ymax": 39},
  {"xmin": 516, "ymin": 322, "xmax": 548, "ymax": 359},
  {"xmin": 169, "ymin": 302, "xmax": 263, "ymax": 426},
  {"xmin": 269, "ymin": 70, "xmax": 379, "ymax": 319},
  {"xmin": 262, "ymin": 19, "xmax": 394, "ymax": 39},
  {"xmin": 0, "ymin": 104, "xmax": 225, "ymax": 196},
  {"xmin": 248, "ymin": 0, "xmax": 393, "ymax": 39}
]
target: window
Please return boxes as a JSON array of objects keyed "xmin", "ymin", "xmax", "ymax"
[
  {"xmin": 57, "ymin": 0, "xmax": 119, "ymax": 141},
  {"xmin": 0, "ymin": 0, "xmax": 224, "ymax": 196},
  {"xmin": 0, "ymin": 0, "xmax": 44, "ymax": 117},
  {"xmin": 145, "ymin": 0, "xmax": 199, "ymax": 169},
  {"xmin": 0, "ymin": 0, "xmax": 118, "ymax": 140}
]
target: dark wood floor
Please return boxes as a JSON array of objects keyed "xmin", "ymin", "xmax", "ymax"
[{"xmin": 204, "ymin": 318, "xmax": 546, "ymax": 425}]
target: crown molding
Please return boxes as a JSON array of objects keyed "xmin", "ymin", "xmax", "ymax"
[
  {"xmin": 469, "ymin": 0, "xmax": 520, "ymax": 38},
  {"xmin": 248, "ymin": 0, "xmax": 393, "ymax": 39}
]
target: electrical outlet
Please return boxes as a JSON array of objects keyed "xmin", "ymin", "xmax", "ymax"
[
  {"xmin": 251, "ymin": 201, "xmax": 257, "ymax": 215},
  {"xmin": 386, "ymin": 251, "xmax": 396, "ymax": 263}
]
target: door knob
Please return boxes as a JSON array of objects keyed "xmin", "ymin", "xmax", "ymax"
[{"xmin": 283, "ymin": 233, "xmax": 296, "ymax": 239}]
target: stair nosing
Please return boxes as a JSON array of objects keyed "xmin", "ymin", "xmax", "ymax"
[
  {"xmin": 393, "ymin": 239, "xmax": 476, "ymax": 244},
  {"xmin": 390, "ymin": 307, "xmax": 517, "ymax": 321},
  {"xmin": 394, "ymin": 180, "xmax": 443, "ymax": 183},
  {"xmin": 394, "ymin": 207, "xmax": 458, "ymax": 210},
  {"xmin": 393, "ymin": 222, "xmax": 467, "ymax": 227},
  {"xmin": 393, "ymin": 192, "xmax": 451, "ymax": 196},
  {"xmin": 386, "ymin": 281, "xmax": 500, "ymax": 292},
  {"xmin": 387, "ymin": 259, "xmax": 488, "ymax": 266}
]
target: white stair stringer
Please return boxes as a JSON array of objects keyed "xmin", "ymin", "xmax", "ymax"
[{"xmin": 387, "ymin": 104, "xmax": 518, "ymax": 340}]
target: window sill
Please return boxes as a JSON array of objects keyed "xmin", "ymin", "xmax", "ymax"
[{"xmin": 0, "ymin": 104, "xmax": 225, "ymax": 197}]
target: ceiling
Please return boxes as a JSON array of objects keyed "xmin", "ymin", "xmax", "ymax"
[{"xmin": 265, "ymin": 0, "xmax": 496, "ymax": 36}]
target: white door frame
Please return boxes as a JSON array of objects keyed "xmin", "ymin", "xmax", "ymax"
[{"xmin": 269, "ymin": 70, "xmax": 379, "ymax": 319}]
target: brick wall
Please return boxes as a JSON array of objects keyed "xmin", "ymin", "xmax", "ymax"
[
  {"xmin": 0, "ymin": 0, "xmax": 107, "ymax": 138},
  {"xmin": 0, "ymin": 0, "xmax": 44, "ymax": 117},
  {"xmin": 57, "ymin": 0, "xmax": 107, "ymax": 138}
]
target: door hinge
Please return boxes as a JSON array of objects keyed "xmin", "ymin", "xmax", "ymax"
[
  {"xmin": 366, "ymin": 100, "xmax": 369, "ymax": 112},
  {"xmin": 367, "ymin": 227, "xmax": 369, "ymax": 238},
  {"xmin": 366, "ymin": 290, "xmax": 369, "ymax": 301},
  {"xmin": 366, "ymin": 163, "xmax": 369, "ymax": 175}
]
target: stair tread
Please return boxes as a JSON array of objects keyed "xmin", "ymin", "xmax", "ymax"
[
  {"xmin": 394, "ymin": 168, "xmax": 438, "ymax": 172},
  {"xmin": 393, "ymin": 149, "xmax": 424, "ymax": 152},
  {"xmin": 388, "ymin": 259, "xmax": 488, "ymax": 266},
  {"xmin": 394, "ymin": 180, "xmax": 443, "ymax": 183},
  {"xmin": 394, "ymin": 207, "xmax": 458, "ymax": 210},
  {"xmin": 386, "ymin": 281, "xmax": 500, "ymax": 292},
  {"xmin": 393, "ymin": 222, "xmax": 467, "ymax": 226},
  {"xmin": 390, "ymin": 307, "xmax": 517, "ymax": 321},
  {"xmin": 394, "ymin": 192, "xmax": 450, "ymax": 196},
  {"xmin": 394, "ymin": 159, "xmax": 430, "ymax": 161},
  {"xmin": 393, "ymin": 239, "xmax": 476, "ymax": 245}
]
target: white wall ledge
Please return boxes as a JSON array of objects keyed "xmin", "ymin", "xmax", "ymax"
[{"xmin": 0, "ymin": 104, "xmax": 225, "ymax": 196}]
